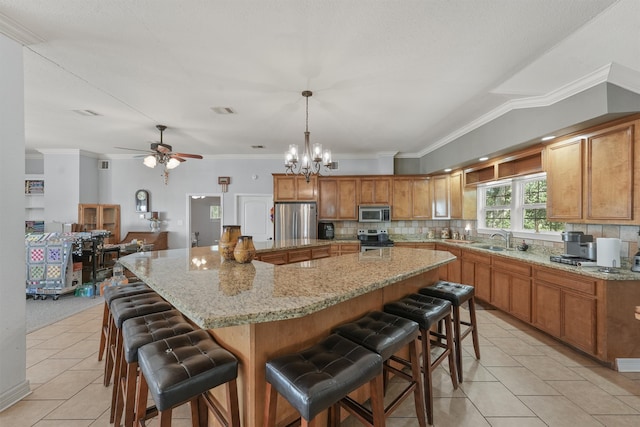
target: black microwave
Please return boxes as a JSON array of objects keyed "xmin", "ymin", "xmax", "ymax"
[{"xmin": 358, "ymin": 205, "xmax": 391, "ymax": 222}]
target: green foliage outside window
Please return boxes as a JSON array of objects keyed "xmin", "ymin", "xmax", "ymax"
[
  {"xmin": 523, "ymin": 179, "xmax": 563, "ymax": 232},
  {"xmin": 485, "ymin": 185, "xmax": 511, "ymax": 206}
]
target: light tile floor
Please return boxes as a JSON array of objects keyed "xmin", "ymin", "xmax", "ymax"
[{"xmin": 2, "ymin": 303, "xmax": 640, "ymax": 426}]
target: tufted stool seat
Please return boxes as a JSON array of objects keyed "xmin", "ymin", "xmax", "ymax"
[
  {"xmin": 112, "ymin": 309, "xmax": 195, "ymax": 427},
  {"xmin": 333, "ymin": 310, "xmax": 427, "ymax": 427},
  {"xmin": 99, "ymin": 283, "xmax": 154, "ymax": 362},
  {"xmin": 135, "ymin": 329, "xmax": 240, "ymax": 427},
  {"xmin": 384, "ymin": 293, "xmax": 457, "ymax": 424},
  {"xmin": 264, "ymin": 333, "xmax": 383, "ymax": 427},
  {"xmin": 419, "ymin": 281, "xmax": 480, "ymax": 383}
]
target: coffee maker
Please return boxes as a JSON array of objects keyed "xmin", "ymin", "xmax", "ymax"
[{"xmin": 562, "ymin": 231, "xmax": 597, "ymax": 260}]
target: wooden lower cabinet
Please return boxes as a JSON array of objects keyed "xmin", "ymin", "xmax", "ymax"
[
  {"xmin": 257, "ymin": 245, "xmax": 332, "ymax": 265},
  {"xmin": 436, "ymin": 244, "xmax": 461, "ymax": 282},
  {"xmin": 460, "ymin": 250, "xmax": 491, "ymax": 301},
  {"xmin": 491, "ymin": 258, "xmax": 531, "ymax": 322},
  {"xmin": 330, "ymin": 243, "xmax": 360, "ymax": 256},
  {"xmin": 532, "ymin": 266, "xmax": 598, "ymax": 355}
]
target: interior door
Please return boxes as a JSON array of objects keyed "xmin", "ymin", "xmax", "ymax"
[
  {"xmin": 236, "ymin": 195, "xmax": 273, "ymax": 242},
  {"xmin": 188, "ymin": 194, "xmax": 222, "ymax": 248}
]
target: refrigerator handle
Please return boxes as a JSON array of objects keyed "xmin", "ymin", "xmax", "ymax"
[{"xmin": 293, "ymin": 211, "xmax": 298, "ymax": 240}]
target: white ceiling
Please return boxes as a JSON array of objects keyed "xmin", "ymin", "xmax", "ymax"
[{"xmin": 1, "ymin": 0, "xmax": 639, "ymax": 162}]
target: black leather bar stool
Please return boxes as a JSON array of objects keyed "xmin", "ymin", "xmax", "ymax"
[
  {"xmin": 135, "ymin": 329, "xmax": 241, "ymax": 427},
  {"xmin": 419, "ymin": 281, "xmax": 481, "ymax": 383},
  {"xmin": 106, "ymin": 293, "xmax": 173, "ymax": 424},
  {"xmin": 104, "ymin": 293, "xmax": 172, "ymax": 390},
  {"xmin": 99, "ymin": 282, "xmax": 154, "ymax": 362},
  {"xmin": 264, "ymin": 333, "xmax": 384, "ymax": 427},
  {"xmin": 112, "ymin": 309, "xmax": 195, "ymax": 427},
  {"xmin": 333, "ymin": 310, "xmax": 427, "ymax": 427},
  {"xmin": 384, "ymin": 294, "xmax": 457, "ymax": 425}
]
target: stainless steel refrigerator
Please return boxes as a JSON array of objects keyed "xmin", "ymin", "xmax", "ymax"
[{"xmin": 274, "ymin": 202, "xmax": 317, "ymax": 241}]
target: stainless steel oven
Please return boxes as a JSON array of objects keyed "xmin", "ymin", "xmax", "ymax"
[{"xmin": 358, "ymin": 229, "xmax": 394, "ymax": 252}]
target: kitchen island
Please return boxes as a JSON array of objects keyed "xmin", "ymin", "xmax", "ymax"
[{"xmin": 119, "ymin": 245, "xmax": 455, "ymax": 427}]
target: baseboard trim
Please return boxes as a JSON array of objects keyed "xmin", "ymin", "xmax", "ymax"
[
  {"xmin": 0, "ymin": 380, "xmax": 31, "ymax": 412},
  {"xmin": 616, "ymin": 358, "xmax": 640, "ymax": 372}
]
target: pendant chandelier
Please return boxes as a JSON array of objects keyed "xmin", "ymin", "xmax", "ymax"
[{"xmin": 284, "ymin": 91, "xmax": 333, "ymax": 182}]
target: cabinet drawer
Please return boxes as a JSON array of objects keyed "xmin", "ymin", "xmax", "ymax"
[
  {"xmin": 311, "ymin": 246, "xmax": 331, "ymax": 259},
  {"xmin": 462, "ymin": 250, "xmax": 491, "ymax": 264},
  {"xmin": 534, "ymin": 267, "xmax": 596, "ymax": 295},
  {"xmin": 259, "ymin": 251, "xmax": 288, "ymax": 265},
  {"xmin": 288, "ymin": 249, "xmax": 312, "ymax": 263},
  {"xmin": 493, "ymin": 257, "xmax": 531, "ymax": 276}
]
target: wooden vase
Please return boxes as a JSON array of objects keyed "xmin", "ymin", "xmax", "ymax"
[
  {"xmin": 219, "ymin": 225, "xmax": 241, "ymax": 261},
  {"xmin": 233, "ymin": 235, "xmax": 256, "ymax": 263}
]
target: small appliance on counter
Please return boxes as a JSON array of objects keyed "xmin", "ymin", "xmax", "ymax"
[
  {"xmin": 358, "ymin": 229, "xmax": 394, "ymax": 252},
  {"xmin": 549, "ymin": 231, "xmax": 597, "ymax": 266},
  {"xmin": 318, "ymin": 222, "xmax": 335, "ymax": 240},
  {"xmin": 632, "ymin": 229, "xmax": 640, "ymax": 272}
]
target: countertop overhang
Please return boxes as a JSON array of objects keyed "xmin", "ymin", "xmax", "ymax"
[{"xmin": 118, "ymin": 246, "xmax": 455, "ymax": 329}]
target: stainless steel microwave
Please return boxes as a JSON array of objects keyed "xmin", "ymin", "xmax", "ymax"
[{"xmin": 358, "ymin": 205, "xmax": 391, "ymax": 222}]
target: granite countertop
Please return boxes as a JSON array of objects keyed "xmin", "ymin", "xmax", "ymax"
[
  {"xmin": 118, "ymin": 246, "xmax": 455, "ymax": 329},
  {"xmin": 251, "ymin": 238, "xmax": 357, "ymax": 252},
  {"xmin": 394, "ymin": 237, "xmax": 640, "ymax": 281}
]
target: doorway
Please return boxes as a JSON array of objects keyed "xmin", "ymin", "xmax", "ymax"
[
  {"xmin": 235, "ymin": 194, "xmax": 273, "ymax": 242},
  {"xmin": 187, "ymin": 193, "xmax": 223, "ymax": 248}
]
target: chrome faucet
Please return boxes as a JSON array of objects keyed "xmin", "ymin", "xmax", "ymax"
[{"xmin": 490, "ymin": 229, "xmax": 512, "ymax": 248}]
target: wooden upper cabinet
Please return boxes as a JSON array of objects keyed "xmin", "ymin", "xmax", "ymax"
[
  {"xmin": 586, "ymin": 124, "xmax": 634, "ymax": 221},
  {"xmin": 318, "ymin": 177, "xmax": 359, "ymax": 220},
  {"xmin": 545, "ymin": 138, "xmax": 584, "ymax": 221},
  {"xmin": 546, "ymin": 118, "xmax": 638, "ymax": 223},
  {"xmin": 449, "ymin": 171, "xmax": 463, "ymax": 219},
  {"xmin": 359, "ymin": 177, "xmax": 391, "ymax": 205},
  {"xmin": 273, "ymin": 174, "xmax": 317, "ymax": 201},
  {"xmin": 431, "ymin": 174, "xmax": 450, "ymax": 219},
  {"xmin": 392, "ymin": 177, "xmax": 430, "ymax": 219}
]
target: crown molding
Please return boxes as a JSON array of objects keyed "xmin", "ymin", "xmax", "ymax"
[
  {"xmin": 0, "ymin": 12, "xmax": 44, "ymax": 45},
  {"xmin": 415, "ymin": 64, "xmax": 617, "ymax": 158}
]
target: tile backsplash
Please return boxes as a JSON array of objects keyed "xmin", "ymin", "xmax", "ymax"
[{"xmin": 332, "ymin": 220, "xmax": 640, "ymax": 260}]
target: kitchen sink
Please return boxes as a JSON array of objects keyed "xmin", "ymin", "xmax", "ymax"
[{"xmin": 477, "ymin": 245, "xmax": 505, "ymax": 251}]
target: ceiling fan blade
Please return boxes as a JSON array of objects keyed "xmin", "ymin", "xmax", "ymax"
[
  {"xmin": 114, "ymin": 146, "xmax": 153, "ymax": 153},
  {"xmin": 170, "ymin": 155, "xmax": 187, "ymax": 162},
  {"xmin": 173, "ymin": 153, "xmax": 203, "ymax": 159}
]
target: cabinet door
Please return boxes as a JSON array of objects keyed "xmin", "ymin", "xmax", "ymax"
[
  {"xmin": 318, "ymin": 179, "xmax": 338, "ymax": 219},
  {"xmin": 491, "ymin": 269, "xmax": 511, "ymax": 312},
  {"xmin": 392, "ymin": 178, "xmax": 412, "ymax": 219},
  {"xmin": 510, "ymin": 274, "xmax": 532, "ymax": 322},
  {"xmin": 533, "ymin": 281, "xmax": 562, "ymax": 337},
  {"xmin": 273, "ymin": 175, "xmax": 297, "ymax": 201},
  {"xmin": 360, "ymin": 178, "xmax": 391, "ymax": 205},
  {"xmin": 337, "ymin": 178, "xmax": 358, "ymax": 219},
  {"xmin": 449, "ymin": 171, "xmax": 463, "ymax": 219},
  {"xmin": 100, "ymin": 204, "xmax": 121, "ymax": 243},
  {"xmin": 296, "ymin": 176, "xmax": 317, "ymax": 201},
  {"xmin": 431, "ymin": 175, "xmax": 450, "ymax": 219},
  {"xmin": 436, "ymin": 245, "xmax": 460, "ymax": 282},
  {"xmin": 562, "ymin": 291, "xmax": 596, "ymax": 354},
  {"xmin": 78, "ymin": 204, "xmax": 99, "ymax": 231},
  {"xmin": 475, "ymin": 262, "xmax": 492, "ymax": 302},
  {"xmin": 546, "ymin": 139, "xmax": 583, "ymax": 220},
  {"xmin": 586, "ymin": 124, "xmax": 633, "ymax": 221}
]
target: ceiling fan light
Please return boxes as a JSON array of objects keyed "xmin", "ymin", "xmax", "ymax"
[
  {"xmin": 166, "ymin": 157, "xmax": 181, "ymax": 169},
  {"xmin": 143, "ymin": 155, "xmax": 157, "ymax": 168}
]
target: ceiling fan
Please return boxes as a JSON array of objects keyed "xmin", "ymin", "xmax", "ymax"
[{"xmin": 117, "ymin": 124, "xmax": 203, "ymax": 170}]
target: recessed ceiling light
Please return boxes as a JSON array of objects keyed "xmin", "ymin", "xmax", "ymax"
[
  {"xmin": 444, "ymin": 168, "xmax": 452, "ymax": 172},
  {"xmin": 479, "ymin": 157, "xmax": 489, "ymax": 161},
  {"xmin": 211, "ymin": 106, "xmax": 236, "ymax": 114},
  {"xmin": 72, "ymin": 109, "xmax": 100, "ymax": 116},
  {"xmin": 541, "ymin": 135, "xmax": 556, "ymax": 141}
]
